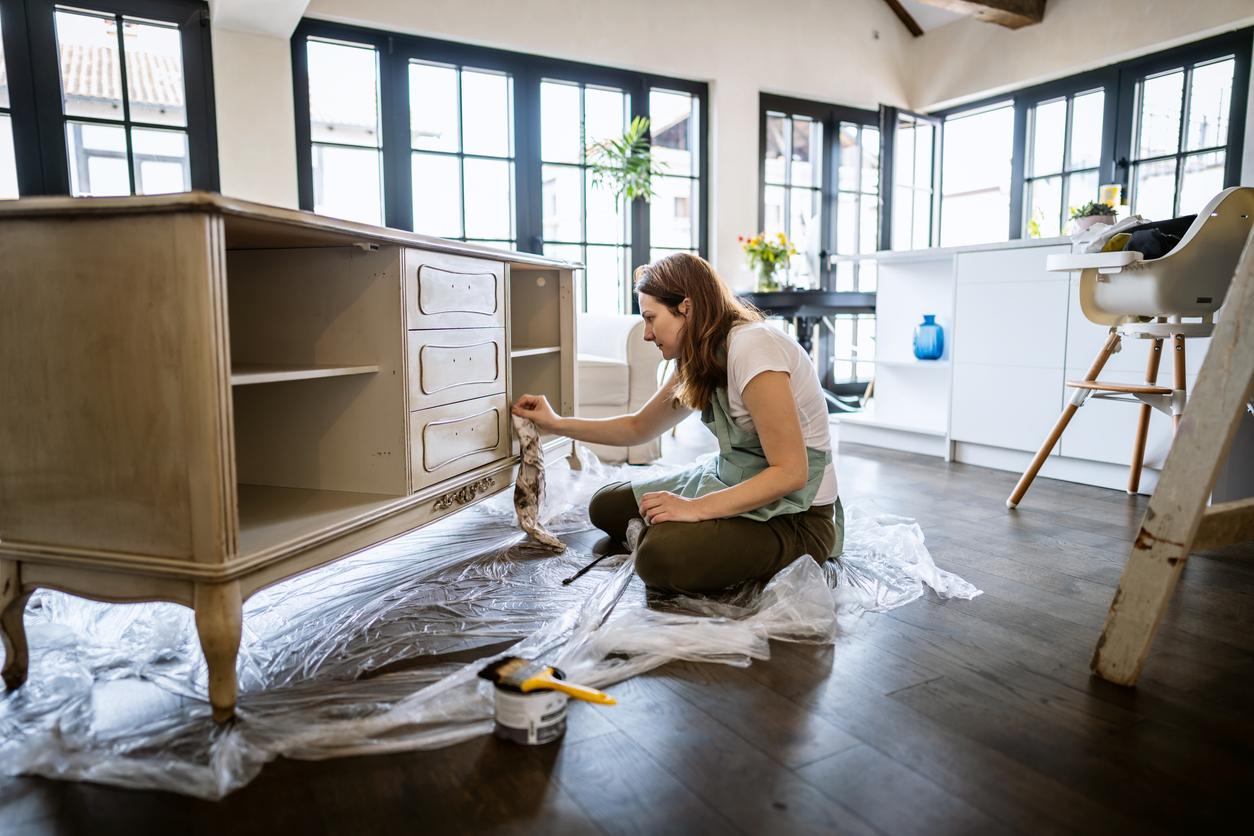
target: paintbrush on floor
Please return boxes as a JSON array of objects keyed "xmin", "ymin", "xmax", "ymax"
[{"xmin": 478, "ymin": 656, "xmax": 617, "ymax": 705}]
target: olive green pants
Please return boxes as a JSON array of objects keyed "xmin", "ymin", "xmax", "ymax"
[{"xmin": 588, "ymin": 481, "xmax": 845, "ymax": 594}]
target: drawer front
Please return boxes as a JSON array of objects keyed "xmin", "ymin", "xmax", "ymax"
[
  {"xmin": 410, "ymin": 394, "xmax": 510, "ymax": 491},
  {"xmin": 408, "ymin": 328, "xmax": 506, "ymax": 410},
  {"xmin": 405, "ymin": 249, "xmax": 505, "ymax": 329}
]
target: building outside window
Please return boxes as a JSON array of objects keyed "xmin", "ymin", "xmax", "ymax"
[{"xmin": 0, "ymin": 0, "xmax": 217, "ymax": 197}]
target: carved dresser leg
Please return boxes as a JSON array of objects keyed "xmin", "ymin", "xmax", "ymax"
[
  {"xmin": 0, "ymin": 560, "xmax": 31, "ymax": 690},
  {"xmin": 194, "ymin": 580, "xmax": 242, "ymax": 724}
]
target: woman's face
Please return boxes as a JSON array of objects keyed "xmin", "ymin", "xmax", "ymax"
[{"xmin": 639, "ymin": 292, "xmax": 688, "ymax": 361}]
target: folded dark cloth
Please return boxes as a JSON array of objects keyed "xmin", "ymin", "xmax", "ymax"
[{"xmin": 1120, "ymin": 214, "xmax": 1196, "ymax": 260}]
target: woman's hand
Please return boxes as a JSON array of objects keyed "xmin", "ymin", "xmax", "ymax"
[
  {"xmin": 638, "ymin": 491, "xmax": 704, "ymax": 525},
  {"xmin": 511, "ymin": 393, "xmax": 560, "ymax": 433}
]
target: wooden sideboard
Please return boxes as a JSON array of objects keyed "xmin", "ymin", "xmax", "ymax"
[{"xmin": 0, "ymin": 192, "xmax": 578, "ymax": 721}]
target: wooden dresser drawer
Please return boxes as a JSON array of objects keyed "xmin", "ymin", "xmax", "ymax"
[
  {"xmin": 407, "ymin": 328, "xmax": 506, "ymax": 410},
  {"xmin": 410, "ymin": 393, "xmax": 510, "ymax": 491},
  {"xmin": 405, "ymin": 249, "xmax": 505, "ymax": 329}
]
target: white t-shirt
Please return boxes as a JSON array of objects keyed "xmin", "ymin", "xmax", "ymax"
[{"xmin": 724, "ymin": 322, "xmax": 838, "ymax": 505}]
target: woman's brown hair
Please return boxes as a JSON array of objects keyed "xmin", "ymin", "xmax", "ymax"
[{"xmin": 633, "ymin": 252, "xmax": 763, "ymax": 411}]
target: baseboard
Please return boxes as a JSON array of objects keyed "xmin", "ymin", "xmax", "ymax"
[
  {"xmin": 837, "ymin": 422, "xmax": 950, "ymax": 458},
  {"xmin": 952, "ymin": 442, "xmax": 1159, "ymax": 495}
]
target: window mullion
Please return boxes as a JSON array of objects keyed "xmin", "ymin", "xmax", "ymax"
[
  {"xmin": 110, "ymin": 13, "xmax": 137, "ymax": 194},
  {"xmin": 513, "ymin": 65, "xmax": 542, "ymax": 254},
  {"xmin": 1060, "ymin": 96, "xmax": 1074, "ymax": 231},
  {"xmin": 456, "ymin": 69, "xmax": 467, "ymax": 240},
  {"xmin": 631, "ymin": 78, "xmax": 648, "ymax": 313},
  {"xmin": 381, "ymin": 44, "xmax": 411, "ymax": 231},
  {"xmin": 1172, "ymin": 65, "xmax": 1192, "ymax": 217},
  {"xmin": 1008, "ymin": 98, "xmax": 1028, "ymax": 239},
  {"xmin": 821, "ymin": 114, "xmax": 837, "ymax": 291}
]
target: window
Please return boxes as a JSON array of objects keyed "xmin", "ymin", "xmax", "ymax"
[
  {"xmin": 1126, "ymin": 56, "xmax": 1236, "ymax": 218},
  {"xmin": 1024, "ymin": 89, "xmax": 1105, "ymax": 237},
  {"xmin": 931, "ymin": 28, "xmax": 1249, "ymax": 245},
  {"xmin": 0, "ymin": 13, "xmax": 17, "ymax": 198},
  {"xmin": 293, "ymin": 21, "xmax": 709, "ymax": 317},
  {"xmin": 410, "ymin": 61, "xmax": 515, "ymax": 248},
  {"xmin": 648, "ymin": 88, "xmax": 700, "ymax": 262},
  {"xmin": 306, "ymin": 38, "xmax": 383, "ymax": 225},
  {"xmin": 758, "ymin": 94, "xmax": 880, "ymax": 390},
  {"xmin": 0, "ymin": 0, "xmax": 217, "ymax": 196},
  {"xmin": 890, "ymin": 111, "xmax": 936, "ymax": 250},
  {"xmin": 939, "ymin": 102, "xmax": 1014, "ymax": 247},
  {"xmin": 762, "ymin": 110, "xmax": 822, "ymax": 286},
  {"xmin": 832, "ymin": 119, "xmax": 881, "ymax": 384},
  {"xmin": 540, "ymin": 80, "xmax": 630, "ymax": 314}
]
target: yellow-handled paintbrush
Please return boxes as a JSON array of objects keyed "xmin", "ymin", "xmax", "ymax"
[{"xmin": 478, "ymin": 656, "xmax": 617, "ymax": 705}]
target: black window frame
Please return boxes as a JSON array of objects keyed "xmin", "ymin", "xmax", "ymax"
[
  {"xmin": 291, "ymin": 18, "xmax": 709, "ymax": 314},
  {"xmin": 0, "ymin": 0, "xmax": 219, "ymax": 196},
  {"xmin": 757, "ymin": 93, "xmax": 881, "ymax": 396},
  {"xmin": 931, "ymin": 27, "xmax": 1250, "ymax": 242},
  {"xmin": 757, "ymin": 93, "xmax": 880, "ymax": 289},
  {"xmin": 879, "ymin": 104, "xmax": 942, "ymax": 250}
]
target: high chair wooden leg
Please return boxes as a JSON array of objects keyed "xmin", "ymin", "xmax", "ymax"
[
  {"xmin": 1128, "ymin": 338, "xmax": 1164, "ymax": 494},
  {"xmin": 1007, "ymin": 330, "xmax": 1122, "ymax": 509},
  {"xmin": 1172, "ymin": 334, "xmax": 1186, "ymax": 434}
]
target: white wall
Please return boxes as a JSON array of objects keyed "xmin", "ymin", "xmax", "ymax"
[
  {"xmin": 211, "ymin": 0, "xmax": 913, "ymax": 288},
  {"xmin": 211, "ymin": 27, "xmax": 300, "ymax": 207}
]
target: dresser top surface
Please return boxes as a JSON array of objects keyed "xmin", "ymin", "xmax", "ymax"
[{"xmin": 0, "ymin": 191, "xmax": 580, "ymax": 269}]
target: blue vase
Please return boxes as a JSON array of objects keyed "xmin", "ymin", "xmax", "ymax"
[{"xmin": 913, "ymin": 314, "xmax": 944, "ymax": 360}]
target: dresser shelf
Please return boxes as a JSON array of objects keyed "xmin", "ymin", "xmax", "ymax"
[
  {"xmin": 230, "ymin": 363, "xmax": 381, "ymax": 386},
  {"xmin": 510, "ymin": 345, "xmax": 561, "ymax": 358}
]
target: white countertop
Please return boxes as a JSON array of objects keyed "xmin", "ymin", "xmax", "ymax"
[{"xmin": 833, "ymin": 234, "xmax": 1073, "ymax": 265}]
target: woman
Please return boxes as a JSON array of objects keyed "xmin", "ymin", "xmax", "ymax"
[{"xmin": 511, "ymin": 252, "xmax": 843, "ymax": 594}]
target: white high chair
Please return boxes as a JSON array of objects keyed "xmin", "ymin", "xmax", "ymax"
[{"xmin": 1007, "ymin": 186, "xmax": 1254, "ymax": 509}]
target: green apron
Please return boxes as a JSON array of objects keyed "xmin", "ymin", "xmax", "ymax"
[{"xmin": 631, "ymin": 384, "xmax": 845, "ymax": 558}]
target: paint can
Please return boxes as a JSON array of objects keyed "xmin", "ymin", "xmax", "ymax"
[{"xmin": 492, "ymin": 666, "xmax": 569, "ymax": 745}]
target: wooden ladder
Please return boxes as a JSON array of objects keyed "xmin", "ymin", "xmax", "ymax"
[{"xmin": 1092, "ymin": 226, "xmax": 1254, "ymax": 684}]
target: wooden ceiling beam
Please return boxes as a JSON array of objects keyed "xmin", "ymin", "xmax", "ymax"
[
  {"xmin": 913, "ymin": 0, "xmax": 1046, "ymax": 30},
  {"xmin": 881, "ymin": 0, "xmax": 924, "ymax": 38}
]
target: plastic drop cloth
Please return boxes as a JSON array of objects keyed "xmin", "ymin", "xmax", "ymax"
[{"xmin": 0, "ymin": 448, "xmax": 979, "ymax": 799}]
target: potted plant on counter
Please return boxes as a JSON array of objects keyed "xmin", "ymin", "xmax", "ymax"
[{"xmin": 1069, "ymin": 201, "xmax": 1117, "ymax": 232}]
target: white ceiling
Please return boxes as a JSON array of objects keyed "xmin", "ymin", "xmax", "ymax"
[{"xmin": 899, "ymin": 0, "xmax": 969, "ymax": 33}]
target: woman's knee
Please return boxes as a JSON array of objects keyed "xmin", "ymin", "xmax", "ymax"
[
  {"xmin": 633, "ymin": 524, "xmax": 694, "ymax": 591},
  {"xmin": 589, "ymin": 481, "xmax": 635, "ymax": 539},
  {"xmin": 634, "ymin": 529, "xmax": 676, "ymax": 590}
]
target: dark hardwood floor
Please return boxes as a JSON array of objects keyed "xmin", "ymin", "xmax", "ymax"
[{"xmin": 3, "ymin": 441, "xmax": 1252, "ymax": 835}]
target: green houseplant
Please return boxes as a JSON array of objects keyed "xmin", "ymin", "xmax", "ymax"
[
  {"xmin": 1070, "ymin": 200, "xmax": 1117, "ymax": 232},
  {"xmin": 586, "ymin": 116, "xmax": 664, "ymax": 203}
]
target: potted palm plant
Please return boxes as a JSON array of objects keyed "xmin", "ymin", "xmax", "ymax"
[{"xmin": 586, "ymin": 116, "xmax": 663, "ymax": 206}]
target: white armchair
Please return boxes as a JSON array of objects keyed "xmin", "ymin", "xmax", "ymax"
[{"xmin": 577, "ymin": 313, "xmax": 664, "ymax": 463}]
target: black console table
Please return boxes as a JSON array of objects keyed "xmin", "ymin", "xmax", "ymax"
[{"xmin": 738, "ymin": 290, "xmax": 876, "ymax": 354}]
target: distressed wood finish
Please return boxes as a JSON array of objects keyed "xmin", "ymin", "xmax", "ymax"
[
  {"xmin": 0, "ymin": 212, "xmax": 235, "ymax": 564},
  {"xmin": 1092, "ymin": 228, "xmax": 1254, "ymax": 685},
  {"xmin": 0, "ymin": 193, "xmax": 577, "ymax": 721},
  {"xmin": 410, "ymin": 395, "xmax": 511, "ymax": 491},
  {"xmin": 407, "ymin": 328, "xmax": 507, "ymax": 410},
  {"xmin": 405, "ymin": 249, "xmax": 505, "ymax": 330}
]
